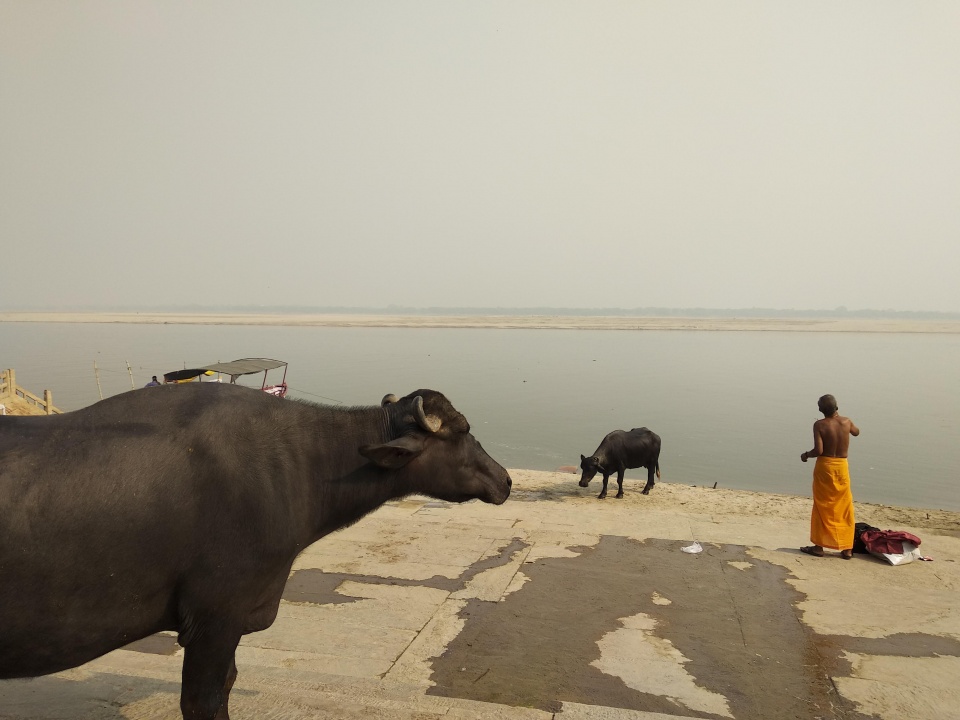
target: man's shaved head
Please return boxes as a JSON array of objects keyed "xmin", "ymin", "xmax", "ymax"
[{"xmin": 818, "ymin": 394, "xmax": 838, "ymax": 416}]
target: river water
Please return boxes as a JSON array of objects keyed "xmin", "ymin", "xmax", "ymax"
[{"xmin": 3, "ymin": 322, "xmax": 958, "ymax": 511}]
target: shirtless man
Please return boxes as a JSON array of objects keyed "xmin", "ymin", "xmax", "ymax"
[{"xmin": 800, "ymin": 394, "xmax": 860, "ymax": 559}]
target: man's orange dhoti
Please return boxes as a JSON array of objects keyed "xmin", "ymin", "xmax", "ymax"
[{"xmin": 810, "ymin": 456, "xmax": 855, "ymax": 550}]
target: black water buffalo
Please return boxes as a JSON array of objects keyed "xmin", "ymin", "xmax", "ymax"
[
  {"xmin": 0, "ymin": 384, "xmax": 511, "ymax": 719},
  {"xmin": 579, "ymin": 427, "xmax": 661, "ymax": 498}
]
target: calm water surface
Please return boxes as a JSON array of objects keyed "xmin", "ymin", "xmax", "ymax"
[{"xmin": 3, "ymin": 322, "xmax": 958, "ymax": 511}]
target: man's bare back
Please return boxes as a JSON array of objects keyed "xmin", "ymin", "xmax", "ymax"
[
  {"xmin": 811, "ymin": 414, "xmax": 860, "ymax": 458},
  {"xmin": 801, "ymin": 394, "xmax": 860, "ymax": 462}
]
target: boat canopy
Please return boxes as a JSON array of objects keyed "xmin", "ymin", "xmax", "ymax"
[
  {"xmin": 202, "ymin": 358, "xmax": 287, "ymax": 378},
  {"xmin": 162, "ymin": 358, "xmax": 288, "ymax": 397}
]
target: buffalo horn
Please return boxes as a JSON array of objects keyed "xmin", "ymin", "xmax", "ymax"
[
  {"xmin": 381, "ymin": 394, "xmax": 399, "ymax": 406},
  {"xmin": 412, "ymin": 396, "xmax": 442, "ymax": 433}
]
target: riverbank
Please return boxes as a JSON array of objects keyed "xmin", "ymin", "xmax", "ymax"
[
  {"xmin": 533, "ymin": 469, "xmax": 960, "ymax": 534},
  {"xmin": 3, "ymin": 311, "xmax": 960, "ymax": 333}
]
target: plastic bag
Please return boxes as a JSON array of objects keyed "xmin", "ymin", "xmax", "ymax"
[{"xmin": 871, "ymin": 541, "xmax": 922, "ymax": 566}]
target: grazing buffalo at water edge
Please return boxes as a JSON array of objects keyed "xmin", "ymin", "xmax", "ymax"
[
  {"xmin": 0, "ymin": 384, "xmax": 511, "ymax": 719},
  {"xmin": 579, "ymin": 427, "xmax": 661, "ymax": 498}
]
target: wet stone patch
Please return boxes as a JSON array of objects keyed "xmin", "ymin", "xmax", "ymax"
[
  {"xmin": 428, "ymin": 536, "xmax": 885, "ymax": 719},
  {"xmin": 282, "ymin": 538, "xmax": 532, "ymax": 599},
  {"xmin": 281, "ymin": 569, "xmax": 368, "ymax": 606}
]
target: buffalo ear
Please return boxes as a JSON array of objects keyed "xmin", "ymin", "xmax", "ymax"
[
  {"xmin": 359, "ymin": 435, "xmax": 425, "ymax": 469},
  {"xmin": 580, "ymin": 454, "xmax": 586, "ymax": 462}
]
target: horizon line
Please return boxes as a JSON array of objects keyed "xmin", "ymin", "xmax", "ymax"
[{"xmin": 3, "ymin": 305, "xmax": 960, "ymax": 320}]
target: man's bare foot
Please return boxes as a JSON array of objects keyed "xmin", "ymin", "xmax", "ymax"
[{"xmin": 800, "ymin": 545, "xmax": 825, "ymax": 557}]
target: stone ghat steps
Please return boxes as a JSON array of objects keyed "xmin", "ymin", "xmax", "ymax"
[
  {"xmin": 233, "ymin": 668, "xmax": 550, "ymax": 720},
  {"xmin": 3, "ymin": 652, "xmax": 546, "ymax": 719},
  {"xmin": 0, "ymin": 650, "xmax": 696, "ymax": 720}
]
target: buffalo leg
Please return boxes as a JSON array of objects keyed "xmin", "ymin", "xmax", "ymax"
[
  {"xmin": 641, "ymin": 464, "xmax": 656, "ymax": 495},
  {"xmin": 180, "ymin": 630, "xmax": 242, "ymax": 720},
  {"xmin": 598, "ymin": 473, "xmax": 610, "ymax": 499},
  {"xmin": 615, "ymin": 470, "xmax": 625, "ymax": 499},
  {"xmin": 217, "ymin": 654, "xmax": 238, "ymax": 720}
]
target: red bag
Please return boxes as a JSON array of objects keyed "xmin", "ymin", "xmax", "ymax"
[{"xmin": 860, "ymin": 529, "xmax": 922, "ymax": 555}]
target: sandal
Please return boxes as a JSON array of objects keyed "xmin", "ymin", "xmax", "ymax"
[
  {"xmin": 800, "ymin": 545, "xmax": 825, "ymax": 557},
  {"xmin": 840, "ymin": 550, "xmax": 853, "ymax": 560}
]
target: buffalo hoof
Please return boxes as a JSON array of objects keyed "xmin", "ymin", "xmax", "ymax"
[
  {"xmin": 641, "ymin": 488, "xmax": 651, "ymax": 495},
  {"xmin": 597, "ymin": 493, "xmax": 607, "ymax": 500},
  {"xmin": 615, "ymin": 493, "xmax": 624, "ymax": 499}
]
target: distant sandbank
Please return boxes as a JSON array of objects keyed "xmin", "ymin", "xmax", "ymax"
[{"xmin": 2, "ymin": 311, "xmax": 960, "ymax": 333}]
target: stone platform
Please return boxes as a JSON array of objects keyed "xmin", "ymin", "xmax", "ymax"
[{"xmin": 2, "ymin": 470, "xmax": 958, "ymax": 720}]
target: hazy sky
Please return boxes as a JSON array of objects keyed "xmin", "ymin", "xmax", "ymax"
[{"xmin": 2, "ymin": 2, "xmax": 958, "ymax": 312}]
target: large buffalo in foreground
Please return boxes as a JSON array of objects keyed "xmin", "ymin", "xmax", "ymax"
[
  {"xmin": 0, "ymin": 384, "xmax": 511, "ymax": 719},
  {"xmin": 579, "ymin": 427, "xmax": 661, "ymax": 498}
]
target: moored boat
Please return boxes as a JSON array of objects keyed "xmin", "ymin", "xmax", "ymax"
[{"xmin": 162, "ymin": 358, "xmax": 288, "ymax": 398}]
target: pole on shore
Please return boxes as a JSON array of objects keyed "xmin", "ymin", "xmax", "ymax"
[
  {"xmin": 94, "ymin": 361, "xmax": 103, "ymax": 400},
  {"xmin": 126, "ymin": 360, "xmax": 134, "ymax": 390}
]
